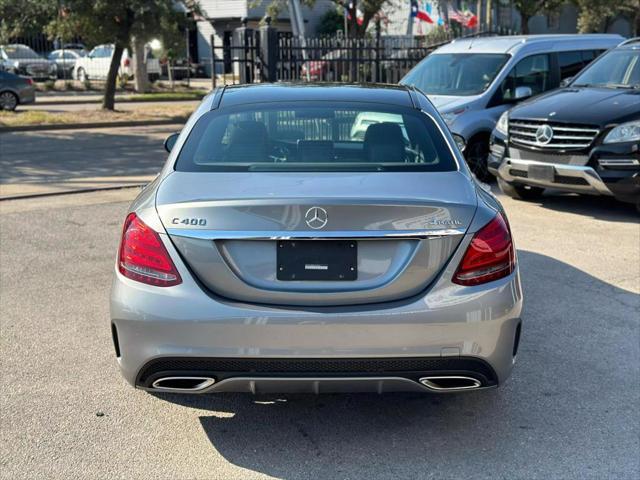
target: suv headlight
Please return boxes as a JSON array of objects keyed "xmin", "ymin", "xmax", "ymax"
[
  {"xmin": 496, "ymin": 111, "xmax": 509, "ymax": 136},
  {"xmin": 603, "ymin": 120, "xmax": 640, "ymax": 144}
]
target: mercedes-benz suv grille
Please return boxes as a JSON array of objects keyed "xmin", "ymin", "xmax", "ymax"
[{"xmin": 509, "ymin": 120, "xmax": 599, "ymax": 150}]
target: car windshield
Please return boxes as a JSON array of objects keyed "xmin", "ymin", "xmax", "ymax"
[
  {"xmin": 572, "ymin": 49, "xmax": 640, "ymax": 89},
  {"xmin": 175, "ymin": 102, "xmax": 457, "ymax": 173},
  {"xmin": 401, "ymin": 53, "xmax": 509, "ymax": 96},
  {"xmin": 3, "ymin": 45, "xmax": 41, "ymax": 59}
]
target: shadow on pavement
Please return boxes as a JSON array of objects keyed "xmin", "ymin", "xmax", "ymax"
[
  {"xmin": 491, "ymin": 184, "xmax": 638, "ymax": 224},
  {"xmin": 150, "ymin": 251, "xmax": 639, "ymax": 479},
  {"xmin": 0, "ymin": 126, "xmax": 175, "ymax": 184}
]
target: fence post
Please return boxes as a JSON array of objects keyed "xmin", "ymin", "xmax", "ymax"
[
  {"xmin": 259, "ymin": 16, "xmax": 279, "ymax": 83},
  {"xmin": 210, "ymin": 33, "xmax": 216, "ymax": 89},
  {"xmin": 233, "ymin": 18, "xmax": 254, "ymax": 84}
]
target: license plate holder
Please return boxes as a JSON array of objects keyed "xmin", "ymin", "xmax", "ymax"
[
  {"xmin": 277, "ymin": 240, "xmax": 357, "ymax": 281},
  {"xmin": 528, "ymin": 164, "xmax": 555, "ymax": 182}
]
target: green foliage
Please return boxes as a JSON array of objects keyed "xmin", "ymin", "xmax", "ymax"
[
  {"xmin": 512, "ymin": 0, "xmax": 563, "ymax": 33},
  {"xmin": 316, "ymin": 8, "xmax": 345, "ymax": 36},
  {"xmin": 0, "ymin": 0, "xmax": 56, "ymax": 43},
  {"xmin": 254, "ymin": 0, "xmax": 393, "ymax": 37},
  {"xmin": 573, "ymin": 0, "xmax": 640, "ymax": 33}
]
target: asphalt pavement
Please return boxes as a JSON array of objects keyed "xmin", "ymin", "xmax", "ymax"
[
  {"xmin": 0, "ymin": 125, "xmax": 177, "ymax": 198},
  {"xmin": 1, "ymin": 185, "xmax": 638, "ymax": 479}
]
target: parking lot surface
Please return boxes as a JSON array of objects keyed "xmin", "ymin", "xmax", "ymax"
[
  {"xmin": 0, "ymin": 187, "xmax": 638, "ymax": 479},
  {"xmin": 0, "ymin": 126, "xmax": 178, "ymax": 198}
]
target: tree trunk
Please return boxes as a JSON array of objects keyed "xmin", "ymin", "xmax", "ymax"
[
  {"xmin": 103, "ymin": 43, "xmax": 124, "ymax": 110},
  {"xmin": 520, "ymin": 13, "xmax": 530, "ymax": 34},
  {"xmin": 132, "ymin": 37, "xmax": 150, "ymax": 93}
]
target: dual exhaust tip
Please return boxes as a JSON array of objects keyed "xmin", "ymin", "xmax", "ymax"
[{"xmin": 150, "ymin": 375, "xmax": 482, "ymax": 393}]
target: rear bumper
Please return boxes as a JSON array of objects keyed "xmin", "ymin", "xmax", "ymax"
[{"xmin": 110, "ymin": 232, "xmax": 523, "ymax": 393}]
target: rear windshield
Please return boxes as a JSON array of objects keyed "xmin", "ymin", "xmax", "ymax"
[{"xmin": 175, "ymin": 102, "xmax": 457, "ymax": 172}]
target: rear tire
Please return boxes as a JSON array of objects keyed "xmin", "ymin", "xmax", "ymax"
[
  {"xmin": 498, "ymin": 178, "xmax": 545, "ymax": 200},
  {"xmin": 465, "ymin": 138, "xmax": 495, "ymax": 182},
  {"xmin": 0, "ymin": 91, "xmax": 18, "ymax": 111},
  {"xmin": 76, "ymin": 68, "xmax": 87, "ymax": 82}
]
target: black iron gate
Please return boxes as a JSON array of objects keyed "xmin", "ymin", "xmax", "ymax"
[{"xmin": 211, "ymin": 20, "xmax": 515, "ymax": 87}]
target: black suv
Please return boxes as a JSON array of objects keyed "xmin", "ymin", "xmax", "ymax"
[{"xmin": 489, "ymin": 38, "xmax": 640, "ymax": 210}]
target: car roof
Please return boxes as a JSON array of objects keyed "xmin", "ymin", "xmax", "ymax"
[
  {"xmin": 218, "ymin": 83, "xmax": 416, "ymax": 108},
  {"xmin": 434, "ymin": 34, "xmax": 624, "ymax": 55},
  {"xmin": 616, "ymin": 37, "xmax": 640, "ymax": 50}
]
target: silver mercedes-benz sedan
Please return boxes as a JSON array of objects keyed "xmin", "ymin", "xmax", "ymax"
[{"xmin": 110, "ymin": 83, "xmax": 523, "ymax": 395}]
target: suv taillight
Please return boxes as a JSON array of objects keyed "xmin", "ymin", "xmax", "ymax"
[
  {"xmin": 123, "ymin": 58, "xmax": 131, "ymax": 67},
  {"xmin": 118, "ymin": 213, "xmax": 182, "ymax": 287},
  {"xmin": 453, "ymin": 213, "xmax": 515, "ymax": 286}
]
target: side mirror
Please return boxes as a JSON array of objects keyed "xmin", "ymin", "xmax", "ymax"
[
  {"xmin": 452, "ymin": 133, "xmax": 466, "ymax": 153},
  {"xmin": 163, "ymin": 132, "xmax": 180, "ymax": 152},
  {"xmin": 514, "ymin": 86, "xmax": 533, "ymax": 100},
  {"xmin": 560, "ymin": 76, "xmax": 574, "ymax": 88}
]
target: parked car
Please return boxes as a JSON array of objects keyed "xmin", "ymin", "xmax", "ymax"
[
  {"xmin": 160, "ymin": 57, "xmax": 198, "ymax": 80},
  {"xmin": 489, "ymin": 38, "xmax": 640, "ymax": 211},
  {"xmin": 110, "ymin": 83, "xmax": 523, "ymax": 395},
  {"xmin": 401, "ymin": 34, "xmax": 624, "ymax": 181},
  {"xmin": 0, "ymin": 70, "xmax": 36, "ymax": 110},
  {"xmin": 47, "ymin": 49, "xmax": 85, "ymax": 78},
  {"xmin": 73, "ymin": 44, "xmax": 161, "ymax": 82},
  {"xmin": 0, "ymin": 44, "xmax": 56, "ymax": 81}
]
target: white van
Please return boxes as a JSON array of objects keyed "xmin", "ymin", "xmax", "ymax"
[{"xmin": 401, "ymin": 34, "xmax": 624, "ymax": 180}]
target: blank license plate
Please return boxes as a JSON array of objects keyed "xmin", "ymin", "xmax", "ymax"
[
  {"xmin": 277, "ymin": 240, "xmax": 357, "ymax": 281},
  {"xmin": 528, "ymin": 164, "xmax": 555, "ymax": 182}
]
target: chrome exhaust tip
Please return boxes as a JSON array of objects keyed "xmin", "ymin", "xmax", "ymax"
[
  {"xmin": 418, "ymin": 376, "xmax": 482, "ymax": 392},
  {"xmin": 151, "ymin": 376, "xmax": 215, "ymax": 392}
]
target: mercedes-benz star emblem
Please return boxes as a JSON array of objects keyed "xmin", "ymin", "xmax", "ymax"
[
  {"xmin": 305, "ymin": 207, "xmax": 328, "ymax": 229},
  {"xmin": 535, "ymin": 124, "xmax": 554, "ymax": 145}
]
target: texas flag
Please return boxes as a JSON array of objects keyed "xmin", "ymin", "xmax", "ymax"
[
  {"xmin": 345, "ymin": 1, "xmax": 364, "ymax": 26},
  {"xmin": 411, "ymin": 1, "xmax": 434, "ymax": 23}
]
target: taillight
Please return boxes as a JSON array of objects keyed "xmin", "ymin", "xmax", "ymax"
[
  {"xmin": 453, "ymin": 213, "xmax": 515, "ymax": 286},
  {"xmin": 26, "ymin": 78, "xmax": 34, "ymax": 85},
  {"xmin": 123, "ymin": 58, "xmax": 131, "ymax": 67},
  {"xmin": 118, "ymin": 213, "xmax": 182, "ymax": 287}
]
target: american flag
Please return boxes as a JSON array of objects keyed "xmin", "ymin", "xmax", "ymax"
[{"xmin": 447, "ymin": 6, "xmax": 467, "ymax": 24}]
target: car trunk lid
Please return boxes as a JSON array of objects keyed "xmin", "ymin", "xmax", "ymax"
[{"xmin": 156, "ymin": 171, "xmax": 477, "ymax": 306}]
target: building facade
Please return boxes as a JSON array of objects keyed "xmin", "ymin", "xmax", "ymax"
[{"xmin": 196, "ymin": 0, "xmax": 335, "ymax": 75}]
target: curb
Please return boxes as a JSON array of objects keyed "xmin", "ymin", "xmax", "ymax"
[
  {"xmin": 0, "ymin": 184, "xmax": 146, "ymax": 201},
  {"xmin": 0, "ymin": 118, "xmax": 188, "ymax": 133},
  {"xmin": 35, "ymin": 96, "xmax": 205, "ymax": 106}
]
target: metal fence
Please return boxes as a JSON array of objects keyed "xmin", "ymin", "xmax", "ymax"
[{"xmin": 211, "ymin": 24, "xmax": 518, "ymax": 87}]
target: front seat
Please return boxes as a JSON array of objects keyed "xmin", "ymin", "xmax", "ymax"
[
  {"xmin": 363, "ymin": 122, "xmax": 406, "ymax": 163},
  {"xmin": 225, "ymin": 121, "xmax": 269, "ymax": 162}
]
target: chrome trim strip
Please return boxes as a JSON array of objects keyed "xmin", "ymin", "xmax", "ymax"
[
  {"xmin": 166, "ymin": 228, "xmax": 467, "ymax": 240},
  {"xmin": 511, "ymin": 138, "xmax": 592, "ymax": 149},
  {"xmin": 598, "ymin": 158, "xmax": 640, "ymax": 166},
  {"xmin": 509, "ymin": 122, "xmax": 599, "ymax": 134}
]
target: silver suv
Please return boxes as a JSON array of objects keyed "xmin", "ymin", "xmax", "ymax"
[{"xmin": 401, "ymin": 34, "xmax": 623, "ymax": 180}]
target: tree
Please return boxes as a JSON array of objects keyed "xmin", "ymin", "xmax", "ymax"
[
  {"xmin": 512, "ymin": 0, "xmax": 562, "ymax": 34},
  {"xmin": 573, "ymin": 0, "xmax": 640, "ymax": 35},
  {"xmin": 316, "ymin": 8, "xmax": 345, "ymax": 36},
  {"xmin": 0, "ymin": 0, "xmax": 56, "ymax": 43},
  {"xmin": 257, "ymin": 0, "xmax": 394, "ymax": 37},
  {"xmin": 51, "ymin": 1, "xmax": 202, "ymax": 109}
]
